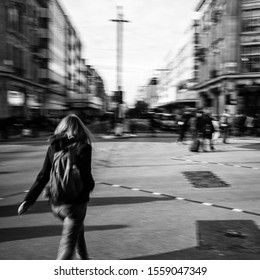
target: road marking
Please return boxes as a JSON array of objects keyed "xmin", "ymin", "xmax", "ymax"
[
  {"xmin": 202, "ymin": 202, "xmax": 212, "ymax": 206},
  {"xmin": 232, "ymin": 208, "xmax": 243, "ymax": 212},
  {"xmin": 98, "ymin": 181, "xmax": 260, "ymax": 217},
  {"xmin": 171, "ymin": 157, "xmax": 260, "ymax": 170}
]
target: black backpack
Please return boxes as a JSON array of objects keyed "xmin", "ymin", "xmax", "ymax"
[
  {"xmin": 204, "ymin": 123, "xmax": 213, "ymax": 134},
  {"xmin": 50, "ymin": 143, "xmax": 83, "ymax": 201}
]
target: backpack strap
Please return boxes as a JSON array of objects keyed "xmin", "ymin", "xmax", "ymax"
[{"xmin": 68, "ymin": 142, "xmax": 80, "ymax": 166}]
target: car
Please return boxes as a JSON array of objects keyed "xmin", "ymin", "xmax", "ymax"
[{"xmin": 159, "ymin": 113, "xmax": 177, "ymax": 131}]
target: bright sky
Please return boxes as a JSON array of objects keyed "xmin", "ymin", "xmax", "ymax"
[{"xmin": 60, "ymin": 0, "xmax": 199, "ymax": 106}]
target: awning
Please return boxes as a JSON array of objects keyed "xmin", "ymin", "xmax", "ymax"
[{"xmin": 46, "ymin": 103, "xmax": 67, "ymax": 110}]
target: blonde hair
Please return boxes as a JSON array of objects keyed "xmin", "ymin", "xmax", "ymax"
[{"xmin": 54, "ymin": 114, "xmax": 93, "ymax": 145}]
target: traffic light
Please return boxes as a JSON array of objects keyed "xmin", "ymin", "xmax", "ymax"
[{"xmin": 113, "ymin": 90, "xmax": 123, "ymax": 103}]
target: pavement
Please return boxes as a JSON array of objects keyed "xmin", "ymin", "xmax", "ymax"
[{"xmin": 0, "ymin": 132, "xmax": 260, "ymax": 259}]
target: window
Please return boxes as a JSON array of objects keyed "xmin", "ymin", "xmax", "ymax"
[
  {"xmin": 241, "ymin": 55, "xmax": 260, "ymax": 73},
  {"xmin": 242, "ymin": 18, "xmax": 260, "ymax": 32},
  {"xmin": 7, "ymin": 6, "xmax": 18, "ymax": 30}
]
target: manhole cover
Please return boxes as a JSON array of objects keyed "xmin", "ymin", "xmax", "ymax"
[
  {"xmin": 197, "ymin": 220, "xmax": 260, "ymax": 254},
  {"xmin": 183, "ymin": 171, "xmax": 229, "ymax": 188}
]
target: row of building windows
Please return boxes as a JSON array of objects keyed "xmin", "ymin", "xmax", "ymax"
[
  {"xmin": 7, "ymin": 4, "xmax": 41, "ymax": 35},
  {"xmin": 5, "ymin": 43, "xmax": 39, "ymax": 81},
  {"xmin": 242, "ymin": 18, "xmax": 260, "ymax": 32},
  {"xmin": 241, "ymin": 34, "xmax": 260, "ymax": 43},
  {"xmin": 241, "ymin": 45, "xmax": 260, "ymax": 55},
  {"xmin": 241, "ymin": 54, "xmax": 260, "ymax": 72},
  {"xmin": 242, "ymin": 8, "xmax": 260, "ymax": 18},
  {"xmin": 4, "ymin": 1, "xmax": 87, "ymax": 98}
]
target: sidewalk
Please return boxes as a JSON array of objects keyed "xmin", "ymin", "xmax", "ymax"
[{"xmin": 0, "ymin": 134, "xmax": 260, "ymax": 259}]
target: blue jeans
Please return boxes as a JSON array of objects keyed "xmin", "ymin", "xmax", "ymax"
[{"xmin": 51, "ymin": 203, "xmax": 88, "ymax": 260}]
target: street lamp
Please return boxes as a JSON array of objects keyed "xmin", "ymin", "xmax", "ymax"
[{"xmin": 110, "ymin": 6, "xmax": 130, "ymax": 136}]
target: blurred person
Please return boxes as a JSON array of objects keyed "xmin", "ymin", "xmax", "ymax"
[
  {"xmin": 219, "ymin": 109, "xmax": 231, "ymax": 143},
  {"xmin": 148, "ymin": 112, "xmax": 156, "ymax": 136},
  {"xmin": 190, "ymin": 110, "xmax": 204, "ymax": 152},
  {"xmin": 255, "ymin": 114, "xmax": 260, "ymax": 136},
  {"xmin": 212, "ymin": 114, "xmax": 220, "ymax": 143},
  {"xmin": 18, "ymin": 114, "xmax": 95, "ymax": 260},
  {"xmin": 233, "ymin": 114, "xmax": 242, "ymax": 136},
  {"xmin": 244, "ymin": 115, "xmax": 254, "ymax": 136},
  {"xmin": 202, "ymin": 112, "xmax": 215, "ymax": 151},
  {"xmin": 106, "ymin": 112, "xmax": 115, "ymax": 135},
  {"xmin": 188, "ymin": 112, "xmax": 197, "ymax": 140},
  {"xmin": 0, "ymin": 117, "xmax": 10, "ymax": 140},
  {"xmin": 177, "ymin": 112, "xmax": 190, "ymax": 143},
  {"xmin": 194, "ymin": 110, "xmax": 204, "ymax": 149}
]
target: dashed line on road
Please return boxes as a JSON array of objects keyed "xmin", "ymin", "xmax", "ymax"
[
  {"xmin": 171, "ymin": 157, "xmax": 260, "ymax": 170},
  {"xmin": 96, "ymin": 181, "xmax": 260, "ymax": 217}
]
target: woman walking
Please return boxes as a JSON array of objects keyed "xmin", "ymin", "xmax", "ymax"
[{"xmin": 18, "ymin": 114, "xmax": 95, "ymax": 260}]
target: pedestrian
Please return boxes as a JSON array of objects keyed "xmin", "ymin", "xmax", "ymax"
[
  {"xmin": 244, "ymin": 115, "xmax": 254, "ymax": 136},
  {"xmin": 219, "ymin": 109, "xmax": 231, "ymax": 143},
  {"xmin": 188, "ymin": 112, "xmax": 197, "ymax": 140},
  {"xmin": 17, "ymin": 114, "xmax": 95, "ymax": 260},
  {"xmin": 211, "ymin": 114, "xmax": 220, "ymax": 143},
  {"xmin": 202, "ymin": 113, "xmax": 215, "ymax": 151},
  {"xmin": 194, "ymin": 110, "xmax": 205, "ymax": 150},
  {"xmin": 148, "ymin": 112, "xmax": 156, "ymax": 136},
  {"xmin": 177, "ymin": 112, "xmax": 190, "ymax": 143}
]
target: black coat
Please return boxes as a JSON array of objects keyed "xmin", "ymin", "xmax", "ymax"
[{"xmin": 24, "ymin": 134, "xmax": 95, "ymax": 206}]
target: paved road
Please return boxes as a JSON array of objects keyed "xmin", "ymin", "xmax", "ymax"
[{"xmin": 0, "ymin": 135, "xmax": 260, "ymax": 259}]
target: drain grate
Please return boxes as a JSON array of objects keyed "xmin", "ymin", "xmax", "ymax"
[
  {"xmin": 197, "ymin": 220, "xmax": 260, "ymax": 254},
  {"xmin": 183, "ymin": 171, "xmax": 229, "ymax": 188}
]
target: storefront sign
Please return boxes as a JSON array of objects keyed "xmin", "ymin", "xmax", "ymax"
[{"xmin": 7, "ymin": 91, "xmax": 25, "ymax": 106}]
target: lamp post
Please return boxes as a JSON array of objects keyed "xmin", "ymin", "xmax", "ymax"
[{"xmin": 110, "ymin": 6, "xmax": 129, "ymax": 136}]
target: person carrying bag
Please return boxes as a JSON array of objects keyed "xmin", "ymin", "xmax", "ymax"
[{"xmin": 18, "ymin": 114, "xmax": 95, "ymax": 260}]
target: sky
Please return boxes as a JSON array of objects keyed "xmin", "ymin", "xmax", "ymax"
[{"xmin": 60, "ymin": 0, "xmax": 199, "ymax": 106}]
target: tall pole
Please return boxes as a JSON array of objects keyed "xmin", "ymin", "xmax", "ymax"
[
  {"xmin": 110, "ymin": 6, "xmax": 129, "ymax": 136},
  {"xmin": 111, "ymin": 6, "xmax": 129, "ymax": 93}
]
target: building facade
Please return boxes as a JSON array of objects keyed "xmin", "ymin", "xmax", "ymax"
[
  {"xmin": 0, "ymin": 0, "xmax": 107, "ymax": 135},
  {"xmin": 195, "ymin": 0, "xmax": 260, "ymax": 115},
  {"xmin": 145, "ymin": 20, "xmax": 199, "ymax": 113},
  {"xmin": 0, "ymin": 0, "xmax": 47, "ymax": 122}
]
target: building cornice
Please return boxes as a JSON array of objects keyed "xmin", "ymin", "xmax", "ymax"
[
  {"xmin": 0, "ymin": 72, "xmax": 47, "ymax": 89},
  {"xmin": 194, "ymin": 73, "xmax": 260, "ymax": 90}
]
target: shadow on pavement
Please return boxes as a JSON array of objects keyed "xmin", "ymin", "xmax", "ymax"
[
  {"xmin": 0, "ymin": 224, "xmax": 128, "ymax": 243},
  {"xmin": 88, "ymin": 196, "xmax": 174, "ymax": 207},
  {"xmin": 0, "ymin": 196, "xmax": 174, "ymax": 218},
  {"xmin": 239, "ymin": 143, "xmax": 260, "ymax": 151},
  {"xmin": 127, "ymin": 219, "xmax": 260, "ymax": 260},
  {"xmin": 126, "ymin": 246, "xmax": 260, "ymax": 260}
]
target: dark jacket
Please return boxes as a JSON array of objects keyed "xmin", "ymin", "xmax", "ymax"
[
  {"xmin": 24, "ymin": 134, "xmax": 95, "ymax": 206},
  {"xmin": 202, "ymin": 115, "xmax": 215, "ymax": 138}
]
